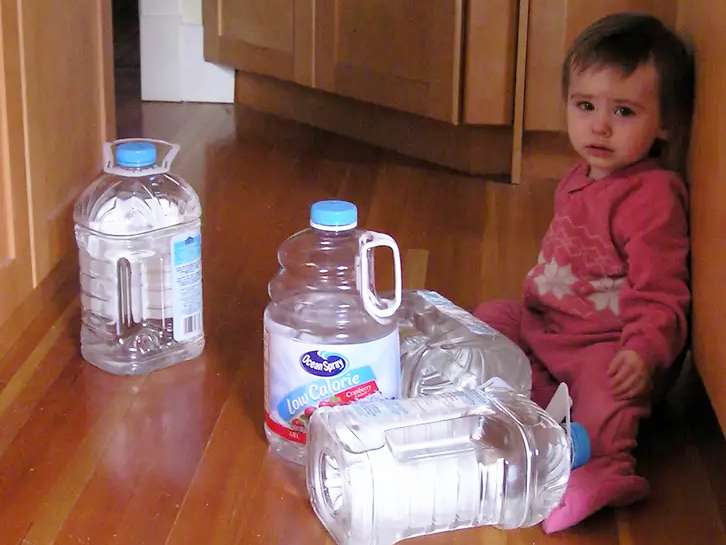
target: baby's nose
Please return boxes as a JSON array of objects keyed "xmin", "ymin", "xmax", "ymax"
[{"xmin": 592, "ymin": 113, "xmax": 612, "ymax": 136}]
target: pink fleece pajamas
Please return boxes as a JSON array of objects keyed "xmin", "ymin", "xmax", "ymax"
[{"xmin": 475, "ymin": 159, "xmax": 690, "ymax": 532}]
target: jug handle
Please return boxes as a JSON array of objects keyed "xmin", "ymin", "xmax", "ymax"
[
  {"xmin": 358, "ymin": 232, "xmax": 402, "ymax": 319},
  {"xmin": 103, "ymin": 138, "xmax": 180, "ymax": 177}
]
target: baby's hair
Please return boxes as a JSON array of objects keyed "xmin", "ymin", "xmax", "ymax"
[{"xmin": 562, "ymin": 13, "xmax": 694, "ymax": 174}]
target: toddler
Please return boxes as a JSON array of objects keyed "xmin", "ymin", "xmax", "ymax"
[{"xmin": 474, "ymin": 13, "xmax": 694, "ymax": 532}]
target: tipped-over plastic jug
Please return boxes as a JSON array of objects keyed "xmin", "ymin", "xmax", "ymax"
[
  {"xmin": 398, "ymin": 290, "xmax": 531, "ymax": 397},
  {"xmin": 306, "ymin": 379, "xmax": 590, "ymax": 545}
]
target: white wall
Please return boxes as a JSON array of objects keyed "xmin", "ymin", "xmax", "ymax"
[
  {"xmin": 139, "ymin": 0, "xmax": 234, "ymax": 103},
  {"xmin": 181, "ymin": 0, "xmax": 202, "ymax": 24}
]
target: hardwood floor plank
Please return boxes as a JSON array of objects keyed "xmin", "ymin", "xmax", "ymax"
[{"xmin": 0, "ymin": 300, "xmax": 78, "ymax": 416}]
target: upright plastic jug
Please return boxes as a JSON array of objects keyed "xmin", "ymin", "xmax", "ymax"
[
  {"xmin": 264, "ymin": 200, "xmax": 402, "ymax": 465},
  {"xmin": 306, "ymin": 379, "xmax": 590, "ymax": 545},
  {"xmin": 74, "ymin": 139, "xmax": 204, "ymax": 375}
]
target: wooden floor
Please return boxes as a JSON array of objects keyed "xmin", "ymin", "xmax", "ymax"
[{"xmin": 0, "ymin": 97, "xmax": 723, "ymax": 545}]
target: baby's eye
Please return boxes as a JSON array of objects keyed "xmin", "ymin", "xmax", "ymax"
[
  {"xmin": 615, "ymin": 106, "xmax": 635, "ymax": 117},
  {"xmin": 576, "ymin": 101, "xmax": 594, "ymax": 112}
]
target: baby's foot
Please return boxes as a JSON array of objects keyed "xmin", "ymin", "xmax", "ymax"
[{"xmin": 542, "ymin": 461, "xmax": 649, "ymax": 533}]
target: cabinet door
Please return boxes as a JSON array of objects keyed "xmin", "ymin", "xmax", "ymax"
[
  {"xmin": 0, "ymin": 0, "xmax": 32, "ymax": 326},
  {"xmin": 17, "ymin": 0, "xmax": 115, "ymax": 285},
  {"xmin": 524, "ymin": 0, "xmax": 677, "ymax": 131},
  {"xmin": 315, "ymin": 0, "xmax": 463, "ymax": 123},
  {"xmin": 203, "ymin": 0, "xmax": 314, "ymax": 86},
  {"xmin": 462, "ymin": 0, "xmax": 517, "ymax": 125}
]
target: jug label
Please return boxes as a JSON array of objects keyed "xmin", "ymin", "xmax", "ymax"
[
  {"xmin": 350, "ymin": 388, "xmax": 490, "ymax": 422},
  {"xmin": 171, "ymin": 231, "xmax": 203, "ymax": 341},
  {"xmin": 264, "ymin": 326, "xmax": 400, "ymax": 444}
]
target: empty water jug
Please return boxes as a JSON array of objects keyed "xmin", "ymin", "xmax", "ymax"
[
  {"xmin": 74, "ymin": 139, "xmax": 204, "ymax": 375},
  {"xmin": 399, "ymin": 290, "xmax": 531, "ymax": 397},
  {"xmin": 306, "ymin": 379, "xmax": 590, "ymax": 545},
  {"xmin": 264, "ymin": 200, "xmax": 402, "ymax": 465}
]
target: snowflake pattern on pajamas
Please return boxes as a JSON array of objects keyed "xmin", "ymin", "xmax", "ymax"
[
  {"xmin": 533, "ymin": 258, "xmax": 577, "ymax": 300},
  {"xmin": 527, "ymin": 214, "xmax": 626, "ymax": 318}
]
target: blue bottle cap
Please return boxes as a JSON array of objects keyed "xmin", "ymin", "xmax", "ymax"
[
  {"xmin": 116, "ymin": 141, "xmax": 157, "ymax": 168},
  {"xmin": 570, "ymin": 422, "xmax": 591, "ymax": 469},
  {"xmin": 310, "ymin": 200, "xmax": 357, "ymax": 230}
]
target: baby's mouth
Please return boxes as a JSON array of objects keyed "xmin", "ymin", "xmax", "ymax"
[{"xmin": 585, "ymin": 145, "xmax": 614, "ymax": 157}]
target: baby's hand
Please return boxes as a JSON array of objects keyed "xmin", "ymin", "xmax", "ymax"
[{"xmin": 607, "ymin": 349, "xmax": 651, "ymax": 400}]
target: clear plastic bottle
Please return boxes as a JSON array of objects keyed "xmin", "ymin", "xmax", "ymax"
[
  {"xmin": 398, "ymin": 290, "xmax": 532, "ymax": 397},
  {"xmin": 307, "ymin": 379, "xmax": 590, "ymax": 545},
  {"xmin": 74, "ymin": 139, "xmax": 204, "ymax": 375},
  {"xmin": 264, "ymin": 200, "xmax": 402, "ymax": 465}
]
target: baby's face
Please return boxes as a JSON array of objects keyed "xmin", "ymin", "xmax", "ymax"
[{"xmin": 566, "ymin": 61, "xmax": 666, "ymax": 179}]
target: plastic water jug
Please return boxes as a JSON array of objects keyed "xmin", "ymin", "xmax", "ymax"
[
  {"xmin": 399, "ymin": 290, "xmax": 532, "ymax": 397},
  {"xmin": 264, "ymin": 200, "xmax": 402, "ymax": 465},
  {"xmin": 306, "ymin": 379, "xmax": 590, "ymax": 545},
  {"xmin": 74, "ymin": 139, "xmax": 204, "ymax": 375}
]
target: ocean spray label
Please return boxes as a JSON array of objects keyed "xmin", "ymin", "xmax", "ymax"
[
  {"xmin": 264, "ymin": 320, "xmax": 400, "ymax": 444},
  {"xmin": 300, "ymin": 350, "xmax": 348, "ymax": 377},
  {"xmin": 171, "ymin": 231, "xmax": 203, "ymax": 341}
]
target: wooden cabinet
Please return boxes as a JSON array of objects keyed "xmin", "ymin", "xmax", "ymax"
[
  {"xmin": 19, "ymin": 0, "xmax": 115, "ymax": 284},
  {"xmin": 0, "ymin": 0, "xmax": 114, "ymax": 340},
  {"xmin": 204, "ymin": 0, "xmax": 516, "ymax": 126},
  {"xmin": 0, "ymin": 0, "xmax": 33, "ymax": 328},
  {"xmin": 204, "ymin": 0, "xmax": 314, "ymax": 86},
  {"xmin": 678, "ymin": 3, "xmax": 726, "ymax": 433},
  {"xmin": 315, "ymin": 0, "xmax": 462, "ymax": 123},
  {"xmin": 524, "ymin": 0, "xmax": 677, "ymax": 131}
]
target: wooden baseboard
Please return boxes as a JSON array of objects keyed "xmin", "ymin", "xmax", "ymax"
[
  {"xmin": 521, "ymin": 130, "xmax": 578, "ymax": 182},
  {"xmin": 234, "ymin": 71, "xmax": 513, "ymax": 176},
  {"xmin": 0, "ymin": 256, "xmax": 78, "ymax": 364}
]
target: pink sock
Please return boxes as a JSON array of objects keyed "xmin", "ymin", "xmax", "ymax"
[{"xmin": 542, "ymin": 458, "xmax": 650, "ymax": 533}]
